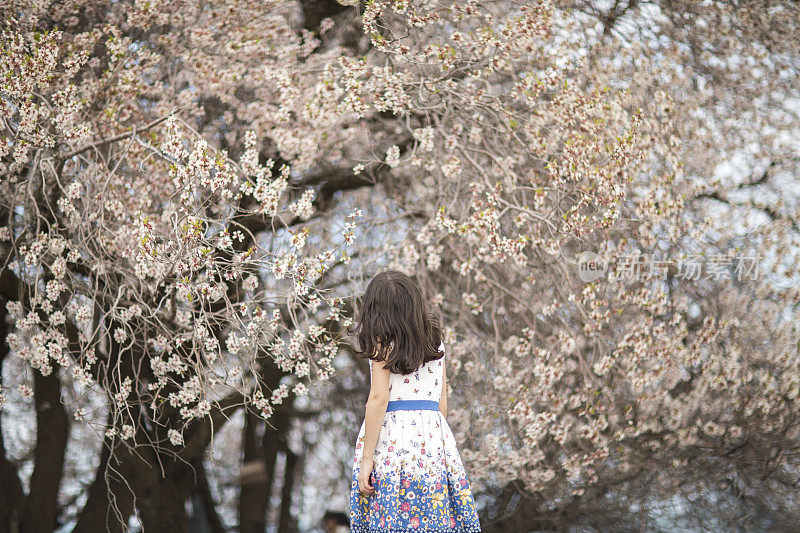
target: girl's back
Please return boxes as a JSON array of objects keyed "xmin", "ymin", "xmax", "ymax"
[
  {"xmin": 351, "ymin": 341, "xmax": 481, "ymax": 532},
  {"xmin": 382, "ymin": 342, "xmax": 444, "ymax": 403}
]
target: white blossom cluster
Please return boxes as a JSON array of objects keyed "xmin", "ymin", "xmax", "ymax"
[{"xmin": 0, "ymin": 47, "xmax": 364, "ymax": 453}]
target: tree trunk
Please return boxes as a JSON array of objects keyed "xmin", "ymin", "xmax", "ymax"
[
  {"xmin": 238, "ymin": 411, "xmax": 271, "ymax": 533},
  {"xmin": 131, "ymin": 459, "xmax": 193, "ymax": 533},
  {"xmin": 21, "ymin": 371, "xmax": 69, "ymax": 533},
  {"xmin": 239, "ymin": 359, "xmax": 287, "ymax": 532},
  {"xmin": 73, "ymin": 434, "xmax": 134, "ymax": 533},
  {"xmin": 277, "ymin": 449, "xmax": 301, "ymax": 533}
]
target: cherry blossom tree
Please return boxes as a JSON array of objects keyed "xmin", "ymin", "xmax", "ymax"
[
  {"xmin": 1, "ymin": 1, "xmax": 368, "ymax": 530},
  {"xmin": 367, "ymin": 0, "xmax": 800, "ymax": 529}
]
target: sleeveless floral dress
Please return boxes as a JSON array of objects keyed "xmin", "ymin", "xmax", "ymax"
[{"xmin": 349, "ymin": 342, "xmax": 482, "ymax": 532}]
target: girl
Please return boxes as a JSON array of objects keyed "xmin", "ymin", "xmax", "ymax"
[{"xmin": 348, "ymin": 270, "xmax": 482, "ymax": 532}]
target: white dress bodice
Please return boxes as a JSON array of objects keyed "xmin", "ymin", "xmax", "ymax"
[{"xmin": 368, "ymin": 341, "xmax": 445, "ymax": 402}]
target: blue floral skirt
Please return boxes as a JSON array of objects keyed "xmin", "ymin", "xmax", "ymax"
[{"xmin": 349, "ymin": 410, "xmax": 482, "ymax": 532}]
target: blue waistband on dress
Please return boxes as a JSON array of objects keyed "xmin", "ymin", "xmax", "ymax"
[{"xmin": 386, "ymin": 400, "xmax": 440, "ymax": 412}]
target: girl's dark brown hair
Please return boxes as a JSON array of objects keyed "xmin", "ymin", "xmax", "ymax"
[{"xmin": 348, "ymin": 269, "xmax": 443, "ymax": 375}]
